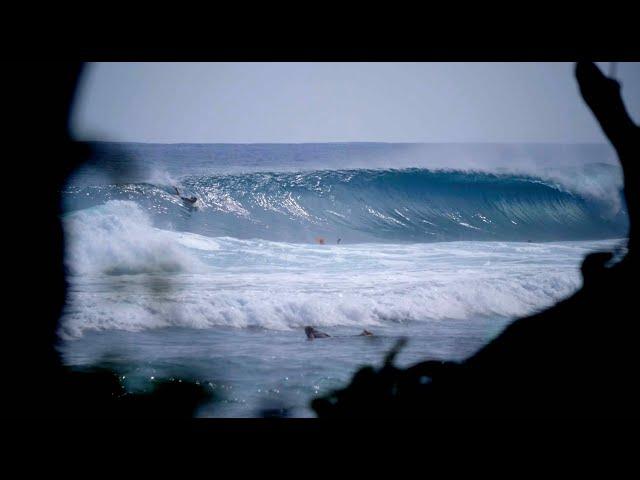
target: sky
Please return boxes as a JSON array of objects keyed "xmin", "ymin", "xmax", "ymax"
[{"xmin": 71, "ymin": 62, "xmax": 640, "ymax": 144}]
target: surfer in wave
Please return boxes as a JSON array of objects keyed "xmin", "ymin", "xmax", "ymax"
[{"xmin": 174, "ymin": 186, "xmax": 198, "ymax": 206}]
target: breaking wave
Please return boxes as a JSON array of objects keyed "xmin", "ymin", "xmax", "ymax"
[{"xmin": 63, "ymin": 168, "xmax": 628, "ymax": 243}]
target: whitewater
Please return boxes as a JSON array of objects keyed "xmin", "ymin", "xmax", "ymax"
[{"xmin": 59, "ymin": 142, "xmax": 629, "ymax": 417}]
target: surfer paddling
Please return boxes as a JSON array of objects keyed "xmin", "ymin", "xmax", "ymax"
[
  {"xmin": 305, "ymin": 326, "xmax": 331, "ymax": 339},
  {"xmin": 304, "ymin": 326, "xmax": 374, "ymax": 339},
  {"xmin": 174, "ymin": 186, "xmax": 198, "ymax": 205}
]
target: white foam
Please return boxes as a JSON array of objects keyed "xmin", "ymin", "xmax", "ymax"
[
  {"xmin": 64, "ymin": 200, "xmax": 204, "ymax": 276},
  {"xmin": 60, "ymin": 220, "xmax": 625, "ymax": 339}
]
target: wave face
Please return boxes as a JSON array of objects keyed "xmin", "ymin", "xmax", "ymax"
[{"xmin": 63, "ymin": 168, "xmax": 628, "ymax": 243}]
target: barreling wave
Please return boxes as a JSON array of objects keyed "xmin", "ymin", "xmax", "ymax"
[{"xmin": 63, "ymin": 168, "xmax": 628, "ymax": 243}]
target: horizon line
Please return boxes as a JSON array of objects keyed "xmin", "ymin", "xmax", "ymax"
[{"xmin": 77, "ymin": 140, "xmax": 611, "ymax": 146}]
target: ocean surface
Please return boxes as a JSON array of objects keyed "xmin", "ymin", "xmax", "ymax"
[{"xmin": 59, "ymin": 142, "xmax": 629, "ymax": 417}]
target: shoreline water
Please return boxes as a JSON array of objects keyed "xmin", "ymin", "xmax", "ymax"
[{"xmin": 60, "ymin": 318, "xmax": 511, "ymax": 417}]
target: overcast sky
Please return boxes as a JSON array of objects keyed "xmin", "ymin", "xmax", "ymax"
[{"xmin": 70, "ymin": 62, "xmax": 640, "ymax": 144}]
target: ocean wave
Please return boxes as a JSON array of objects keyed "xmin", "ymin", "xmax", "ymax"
[{"xmin": 63, "ymin": 168, "xmax": 628, "ymax": 243}]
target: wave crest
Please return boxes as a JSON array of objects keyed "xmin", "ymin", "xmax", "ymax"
[{"xmin": 63, "ymin": 200, "xmax": 203, "ymax": 275}]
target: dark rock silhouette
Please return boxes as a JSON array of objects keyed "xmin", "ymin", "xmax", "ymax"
[
  {"xmin": 312, "ymin": 62, "xmax": 640, "ymax": 418},
  {"xmin": 8, "ymin": 62, "xmax": 212, "ymax": 417}
]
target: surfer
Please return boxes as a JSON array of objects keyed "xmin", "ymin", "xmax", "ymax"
[
  {"xmin": 174, "ymin": 186, "xmax": 198, "ymax": 205},
  {"xmin": 305, "ymin": 326, "xmax": 330, "ymax": 339},
  {"xmin": 304, "ymin": 326, "xmax": 374, "ymax": 339}
]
